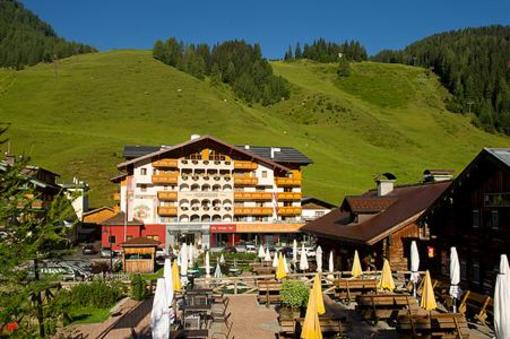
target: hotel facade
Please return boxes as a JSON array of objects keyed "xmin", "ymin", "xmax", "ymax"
[{"xmin": 102, "ymin": 135, "xmax": 312, "ymax": 251}]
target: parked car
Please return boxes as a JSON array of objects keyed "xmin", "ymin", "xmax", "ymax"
[
  {"xmin": 235, "ymin": 244, "xmax": 247, "ymax": 253},
  {"xmin": 100, "ymin": 247, "xmax": 113, "ymax": 258},
  {"xmin": 281, "ymin": 246, "xmax": 293, "ymax": 257},
  {"xmin": 245, "ymin": 243, "xmax": 257, "ymax": 253},
  {"xmin": 82, "ymin": 244, "xmax": 98, "ymax": 255}
]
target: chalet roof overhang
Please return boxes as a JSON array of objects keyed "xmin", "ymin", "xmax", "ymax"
[{"xmin": 117, "ymin": 135, "xmax": 291, "ymax": 174}]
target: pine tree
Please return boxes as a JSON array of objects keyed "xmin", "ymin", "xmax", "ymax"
[
  {"xmin": 294, "ymin": 43, "xmax": 302, "ymax": 59},
  {"xmin": 284, "ymin": 45, "xmax": 293, "ymax": 61}
]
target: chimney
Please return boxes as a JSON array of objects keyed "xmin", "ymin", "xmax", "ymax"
[
  {"xmin": 190, "ymin": 134, "xmax": 200, "ymax": 141},
  {"xmin": 375, "ymin": 173, "xmax": 396, "ymax": 196},
  {"xmin": 423, "ymin": 169, "xmax": 454, "ymax": 183},
  {"xmin": 270, "ymin": 147, "xmax": 281, "ymax": 159}
]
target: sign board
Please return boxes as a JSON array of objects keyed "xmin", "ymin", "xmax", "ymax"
[{"xmin": 210, "ymin": 224, "xmax": 236, "ymax": 233}]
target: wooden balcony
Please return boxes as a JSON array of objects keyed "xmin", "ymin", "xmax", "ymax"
[
  {"xmin": 152, "ymin": 174, "xmax": 178, "ymax": 184},
  {"xmin": 234, "ymin": 192, "xmax": 272, "ymax": 201},
  {"xmin": 275, "ymin": 177, "xmax": 301, "ymax": 187},
  {"xmin": 277, "ymin": 192, "xmax": 302, "ymax": 201},
  {"xmin": 157, "ymin": 206, "xmax": 177, "ymax": 216},
  {"xmin": 233, "ymin": 160, "xmax": 258, "ymax": 170},
  {"xmin": 157, "ymin": 191, "xmax": 178, "ymax": 201},
  {"xmin": 234, "ymin": 207, "xmax": 273, "ymax": 216},
  {"xmin": 152, "ymin": 159, "xmax": 178, "ymax": 168},
  {"xmin": 112, "ymin": 192, "xmax": 120, "ymax": 201},
  {"xmin": 278, "ymin": 206, "xmax": 302, "ymax": 216},
  {"xmin": 233, "ymin": 175, "xmax": 258, "ymax": 186}
]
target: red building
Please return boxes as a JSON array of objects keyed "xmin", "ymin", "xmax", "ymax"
[{"xmin": 101, "ymin": 212, "xmax": 166, "ymax": 251}]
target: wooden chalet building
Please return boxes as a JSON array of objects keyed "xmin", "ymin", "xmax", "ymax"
[
  {"xmin": 419, "ymin": 148, "xmax": 510, "ymax": 294},
  {"xmin": 301, "ymin": 196, "xmax": 336, "ymax": 222},
  {"xmin": 302, "ymin": 173, "xmax": 451, "ymax": 271}
]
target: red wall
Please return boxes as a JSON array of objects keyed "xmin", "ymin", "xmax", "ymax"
[{"xmin": 101, "ymin": 224, "xmax": 166, "ymax": 250}]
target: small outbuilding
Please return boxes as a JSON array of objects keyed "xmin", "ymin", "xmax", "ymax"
[{"xmin": 121, "ymin": 237, "xmax": 160, "ymax": 273}]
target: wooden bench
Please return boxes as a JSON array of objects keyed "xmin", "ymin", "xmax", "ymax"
[
  {"xmin": 356, "ymin": 294, "xmax": 418, "ymax": 322},
  {"xmin": 458, "ymin": 290, "xmax": 493, "ymax": 326},
  {"xmin": 295, "ymin": 316, "xmax": 344, "ymax": 336},
  {"xmin": 397, "ymin": 312, "xmax": 469, "ymax": 338},
  {"xmin": 257, "ymin": 280, "xmax": 281, "ymax": 305},
  {"xmin": 252, "ymin": 266, "xmax": 275, "ymax": 275},
  {"xmin": 277, "ymin": 318, "xmax": 296, "ymax": 338},
  {"xmin": 334, "ymin": 279, "xmax": 378, "ymax": 301}
]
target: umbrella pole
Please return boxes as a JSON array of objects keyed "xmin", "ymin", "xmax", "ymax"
[
  {"xmin": 452, "ymin": 297, "xmax": 457, "ymax": 313},
  {"xmin": 413, "ymin": 281, "xmax": 416, "ymax": 298}
]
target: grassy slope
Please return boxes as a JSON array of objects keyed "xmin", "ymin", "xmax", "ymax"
[{"xmin": 0, "ymin": 50, "xmax": 507, "ymax": 206}]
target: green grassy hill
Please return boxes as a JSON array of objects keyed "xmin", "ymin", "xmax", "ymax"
[{"xmin": 0, "ymin": 50, "xmax": 507, "ymax": 206}]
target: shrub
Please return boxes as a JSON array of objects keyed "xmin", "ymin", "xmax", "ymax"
[
  {"xmin": 130, "ymin": 274, "xmax": 147, "ymax": 301},
  {"xmin": 67, "ymin": 280, "xmax": 123, "ymax": 308},
  {"xmin": 280, "ymin": 280, "xmax": 309, "ymax": 310}
]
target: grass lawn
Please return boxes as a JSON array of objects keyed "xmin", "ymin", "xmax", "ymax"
[
  {"xmin": 68, "ymin": 306, "xmax": 111, "ymax": 324},
  {"xmin": 0, "ymin": 51, "xmax": 508, "ymax": 206},
  {"xmin": 137, "ymin": 267, "xmax": 164, "ymax": 281}
]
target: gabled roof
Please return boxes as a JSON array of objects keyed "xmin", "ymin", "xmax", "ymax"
[
  {"xmin": 485, "ymin": 148, "xmax": 510, "ymax": 167},
  {"xmin": 117, "ymin": 135, "xmax": 292, "ymax": 173},
  {"xmin": 124, "ymin": 145, "xmax": 161, "ymax": 159},
  {"xmin": 301, "ymin": 196, "xmax": 336, "ymax": 209},
  {"xmin": 102, "ymin": 212, "xmax": 143, "ymax": 226},
  {"xmin": 235, "ymin": 145, "xmax": 313, "ymax": 165},
  {"xmin": 302, "ymin": 181, "xmax": 451, "ymax": 245},
  {"xmin": 83, "ymin": 206, "xmax": 114, "ymax": 217},
  {"xmin": 344, "ymin": 196, "xmax": 397, "ymax": 214}
]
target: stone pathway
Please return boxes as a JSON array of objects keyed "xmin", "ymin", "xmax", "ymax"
[{"xmin": 228, "ymin": 294, "xmax": 279, "ymax": 338}]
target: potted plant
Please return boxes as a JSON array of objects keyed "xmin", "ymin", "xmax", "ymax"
[{"xmin": 280, "ymin": 280, "xmax": 309, "ymax": 319}]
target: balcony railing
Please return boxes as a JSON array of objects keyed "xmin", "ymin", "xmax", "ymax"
[
  {"xmin": 233, "ymin": 161, "xmax": 258, "ymax": 170},
  {"xmin": 278, "ymin": 206, "xmax": 302, "ymax": 216},
  {"xmin": 277, "ymin": 192, "xmax": 302, "ymax": 201},
  {"xmin": 275, "ymin": 177, "xmax": 301, "ymax": 187},
  {"xmin": 233, "ymin": 175, "xmax": 258, "ymax": 186},
  {"xmin": 234, "ymin": 192, "xmax": 272, "ymax": 201},
  {"xmin": 152, "ymin": 159, "xmax": 178, "ymax": 168},
  {"xmin": 234, "ymin": 207, "xmax": 273, "ymax": 216},
  {"xmin": 157, "ymin": 206, "xmax": 177, "ymax": 216},
  {"xmin": 157, "ymin": 191, "xmax": 177, "ymax": 201},
  {"xmin": 152, "ymin": 174, "xmax": 178, "ymax": 184}
]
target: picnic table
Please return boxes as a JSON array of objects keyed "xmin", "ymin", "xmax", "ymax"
[
  {"xmin": 356, "ymin": 294, "xmax": 418, "ymax": 322},
  {"xmin": 397, "ymin": 311, "xmax": 469, "ymax": 338},
  {"xmin": 182, "ymin": 304, "xmax": 212, "ymax": 314},
  {"xmin": 334, "ymin": 278, "xmax": 378, "ymax": 301}
]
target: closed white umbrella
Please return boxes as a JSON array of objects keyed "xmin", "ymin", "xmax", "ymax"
[
  {"xmin": 410, "ymin": 241, "xmax": 420, "ymax": 297},
  {"xmin": 272, "ymin": 250, "xmax": 279, "ymax": 268},
  {"xmin": 283, "ymin": 254, "xmax": 289, "ymax": 273},
  {"xmin": 328, "ymin": 251, "xmax": 334, "ymax": 279},
  {"xmin": 258, "ymin": 245, "xmax": 265, "ymax": 259},
  {"xmin": 163, "ymin": 259, "xmax": 174, "ymax": 311},
  {"xmin": 292, "ymin": 239, "xmax": 298, "ymax": 263},
  {"xmin": 180, "ymin": 244, "xmax": 188, "ymax": 284},
  {"xmin": 151, "ymin": 278, "xmax": 170, "ymax": 339},
  {"xmin": 188, "ymin": 244, "xmax": 194, "ymax": 267},
  {"xmin": 205, "ymin": 251, "xmax": 211, "ymax": 278},
  {"xmin": 264, "ymin": 248, "xmax": 271, "ymax": 262},
  {"xmin": 494, "ymin": 254, "xmax": 510, "ymax": 339},
  {"xmin": 214, "ymin": 262, "xmax": 222, "ymax": 278},
  {"xmin": 220, "ymin": 253, "xmax": 225, "ymax": 264},
  {"xmin": 299, "ymin": 243, "xmax": 309, "ymax": 271},
  {"xmin": 316, "ymin": 246, "xmax": 323, "ymax": 272},
  {"xmin": 449, "ymin": 247, "xmax": 460, "ymax": 312}
]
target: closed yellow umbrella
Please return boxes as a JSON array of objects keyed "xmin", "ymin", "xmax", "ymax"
[
  {"xmin": 351, "ymin": 250, "xmax": 363, "ymax": 278},
  {"xmin": 377, "ymin": 259, "xmax": 395, "ymax": 291},
  {"xmin": 312, "ymin": 273, "xmax": 326, "ymax": 315},
  {"xmin": 172, "ymin": 260, "xmax": 181, "ymax": 292},
  {"xmin": 276, "ymin": 253, "xmax": 287, "ymax": 280},
  {"xmin": 301, "ymin": 285, "xmax": 322, "ymax": 339},
  {"xmin": 420, "ymin": 270, "xmax": 437, "ymax": 311}
]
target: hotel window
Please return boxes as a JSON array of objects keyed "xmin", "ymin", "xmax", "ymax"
[
  {"xmin": 315, "ymin": 211, "xmax": 325, "ymax": 217},
  {"xmin": 256, "ymin": 202, "xmax": 264, "ymax": 207},
  {"xmin": 141, "ymin": 184, "xmax": 147, "ymax": 192},
  {"xmin": 472, "ymin": 209, "xmax": 480, "ymax": 228},
  {"xmin": 491, "ymin": 210, "xmax": 500, "ymax": 230},
  {"xmin": 141, "ymin": 168, "xmax": 147, "ymax": 175},
  {"xmin": 262, "ymin": 171, "xmax": 268, "ymax": 178},
  {"xmin": 164, "ymin": 185, "xmax": 169, "ymax": 191}
]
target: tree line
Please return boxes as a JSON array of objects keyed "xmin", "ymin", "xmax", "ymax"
[
  {"xmin": 153, "ymin": 38, "xmax": 290, "ymax": 105},
  {"xmin": 284, "ymin": 38, "xmax": 368, "ymax": 62},
  {"xmin": 372, "ymin": 25, "xmax": 510, "ymax": 135},
  {"xmin": 0, "ymin": 0, "xmax": 96, "ymax": 69}
]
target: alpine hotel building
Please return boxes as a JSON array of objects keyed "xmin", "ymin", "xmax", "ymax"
[{"xmin": 102, "ymin": 135, "xmax": 312, "ymax": 251}]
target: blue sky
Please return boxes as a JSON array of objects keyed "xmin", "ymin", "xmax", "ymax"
[{"xmin": 22, "ymin": 0, "xmax": 510, "ymax": 58}]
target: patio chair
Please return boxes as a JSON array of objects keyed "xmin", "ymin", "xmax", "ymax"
[
  {"xmin": 212, "ymin": 297, "xmax": 230, "ymax": 315},
  {"xmin": 211, "ymin": 318, "xmax": 234, "ymax": 339}
]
